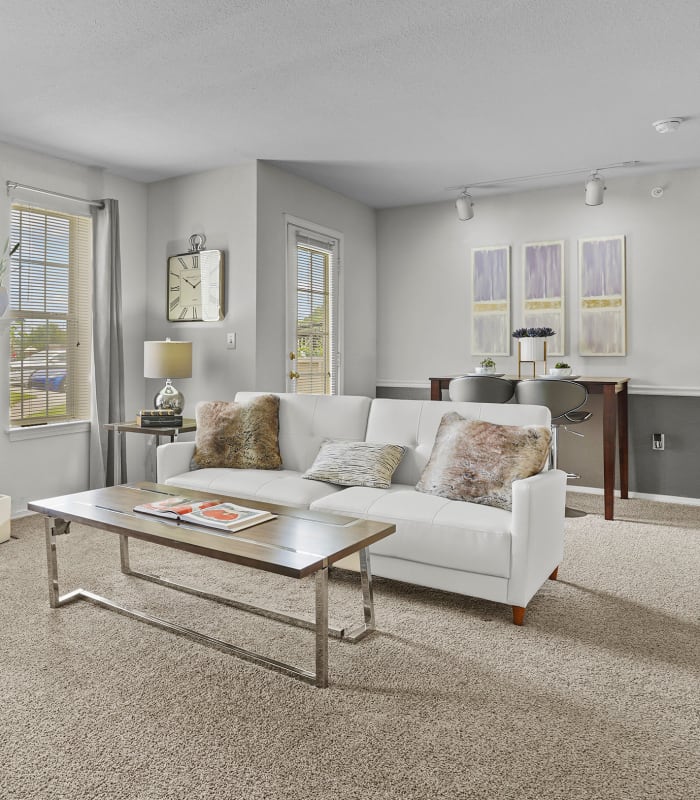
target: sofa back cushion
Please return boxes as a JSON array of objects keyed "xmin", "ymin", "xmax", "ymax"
[
  {"xmin": 234, "ymin": 392, "xmax": 372, "ymax": 473},
  {"xmin": 365, "ymin": 399, "xmax": 551, "ymax": 486}
]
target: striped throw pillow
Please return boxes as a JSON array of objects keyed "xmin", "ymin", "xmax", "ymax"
[{"xmin": 303, "ymin": 440, "xmax": 405, "ymax": 489}]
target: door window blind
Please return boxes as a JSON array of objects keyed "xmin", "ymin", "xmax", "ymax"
[
  {"xmin": 9, "ymin": 204, "xmax": 92, "ymax": 427},
  {"xmin": 293, "ymin": 229, "xmax": 339, "ymax": 395}
]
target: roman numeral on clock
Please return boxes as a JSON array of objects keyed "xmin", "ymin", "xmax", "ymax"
[
  {"xmin": 179, "ymin": 307, "xmax": 189, "ymax": 319},
  {"xmin": 169, "ymin": 297, "xmax": 179, "ymax": 310}
]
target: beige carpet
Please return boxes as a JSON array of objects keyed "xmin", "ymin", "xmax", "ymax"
[{"xmin": 1, "ymin": 496, "xmax": 698, "ymax": 800}]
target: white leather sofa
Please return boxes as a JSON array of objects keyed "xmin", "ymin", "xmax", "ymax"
[{"xmin": 157, "ymin": 392, "xmax": 567, "ymax": 624}]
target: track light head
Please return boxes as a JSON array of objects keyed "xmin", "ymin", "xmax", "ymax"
[
  {"xmin": 456, "ymin": 190, "xmax": 474, "ymax": 221},
  {"xmin": 585, "ymin": 172, "xmax": 606, "ymax": 206}
]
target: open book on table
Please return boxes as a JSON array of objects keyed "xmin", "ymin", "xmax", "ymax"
[{"xmin": 133, "ymin": 495, "xmax": 276, "ymax": 532}]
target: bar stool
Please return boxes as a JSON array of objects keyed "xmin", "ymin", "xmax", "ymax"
[
  {"xmin": 514, "ymin": 379, "xmax": 592, "ymax": 475},
  {"xmin": 448, "ymin": 375, "xmax": 515, "ymax": 403}
]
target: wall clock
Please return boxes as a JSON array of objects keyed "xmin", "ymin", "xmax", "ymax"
[{"xmin": 167, "ymin": 233, "xmax": 225, "ymax": 322}]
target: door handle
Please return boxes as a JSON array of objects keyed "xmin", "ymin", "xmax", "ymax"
[
  {"xmin": 289, "ymin": 352, "xmax": 296, "ymax": 361},
  {"xmin": 288, "ymin": 370, "xmax": 299, "ymax": 380}
]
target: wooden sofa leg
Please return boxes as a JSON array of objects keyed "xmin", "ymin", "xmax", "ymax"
[
  {"xmin": 512, "ymin": 606, "xmax": 526, "ymax": 626},
  {"xmin": 548, "ymin": 566, "xmax": 559, "ymax": 580}
]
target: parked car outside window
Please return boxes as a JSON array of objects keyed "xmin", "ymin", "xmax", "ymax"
[{"xmin": 24, "ymin": 353, "xmax": 67, "ymax": 393}]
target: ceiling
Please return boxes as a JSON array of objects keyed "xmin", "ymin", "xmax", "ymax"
[{"xmin": 1, "ymin": 0, "xmax": 698, "ymax": 208}]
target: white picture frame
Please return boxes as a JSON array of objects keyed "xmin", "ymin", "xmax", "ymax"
[
  {"xmin": 522, "ymin": 240, "xmax": 565, "ymax": 356},
  {"xmin": 578, "ymin": 235, "xmax": 626, "ymax": 356},
  {"xmin": 471, "ymin": 245, "xmax": 511, "ymax": 356}
]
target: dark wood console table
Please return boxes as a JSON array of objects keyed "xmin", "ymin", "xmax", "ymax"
[{"xmin": 429, "ymin": 375, "xmax": 629, "ymax": 521}]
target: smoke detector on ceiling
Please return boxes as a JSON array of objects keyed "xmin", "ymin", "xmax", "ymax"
[{"xmin": 652, "ymin": 118, "xmax": 683, "ymax": 134}]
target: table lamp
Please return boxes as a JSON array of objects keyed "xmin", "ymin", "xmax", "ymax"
[{"xmin": 144, "ymin": 339, "xmax": 192, "ymax": 414}]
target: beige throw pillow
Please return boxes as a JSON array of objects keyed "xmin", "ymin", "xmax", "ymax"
[
  {"xmin": 303, "ymin": 440, "xmax": 405, "ymax": 489},
  {"xmin": 191, "ymin": 395, "xmax": 282, "ymax": 470},
  {"xmin": 416, "ymin": 412, "xmax": 551, "ymax": 510}
]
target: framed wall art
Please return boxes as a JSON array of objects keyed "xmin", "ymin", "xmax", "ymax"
[
  {"xmin": 522, "ymin": 240, "xmax": 565, "ymax": 356},
  {"xmin": 578, "ymin": 235, "xmax": 626, "ymax": 356},
  {"xmin": 471, "ymin": 245, "xmax": 510, "ymax": 355}
]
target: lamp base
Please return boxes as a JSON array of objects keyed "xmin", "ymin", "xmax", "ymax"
[{"xmin": 154, "ymin": 378, "xmax": 184, "ymax": 414}]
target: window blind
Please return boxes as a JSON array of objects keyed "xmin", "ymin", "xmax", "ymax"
[{"xmin": 9, "ymin": 204, "xmax": 92, "ymax": 426}]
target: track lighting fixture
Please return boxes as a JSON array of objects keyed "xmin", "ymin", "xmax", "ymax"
[
  {"xmin": 584, "ymin": 172, "xmax": 606, "ymax": 206},
  {"xmin": 449, "ymin": 160, "xmax": 639, "ymax": 219},
  {"xmin": 456, "ymin": 189, "xmax": 474, "ymax": 221}
]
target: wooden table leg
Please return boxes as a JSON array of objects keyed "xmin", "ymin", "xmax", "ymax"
[
  {"xmin": 603, "ymin": 384, "xmax": 617, "ymax": 520},
  {"xmin": 618, "ymin": 382, "xmax": 629, "ymax": 500},
  {"xmin": 430, "ymin": 379, "xmax": 441, "ymax": 401}
]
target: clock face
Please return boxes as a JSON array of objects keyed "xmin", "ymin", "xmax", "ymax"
[{"xmin": 167, "ymin": 250, "xmax": 224, "ymax": 322}]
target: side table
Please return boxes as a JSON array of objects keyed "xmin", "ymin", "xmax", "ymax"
[{"xmin": 104, "ymin": 419, "xmax": 196, "ymax": 486}]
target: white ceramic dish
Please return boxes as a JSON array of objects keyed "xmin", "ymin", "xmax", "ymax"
[
  {"xmin": 538, "ymin": 374, "xmax": 580, "ymax": 380},
  {"xmin": 467, "ymin": 372, "xmax": 506, "ymax": 378}
]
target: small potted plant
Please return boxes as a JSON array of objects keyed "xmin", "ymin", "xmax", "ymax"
[
  {"xmin": 512, "ymin": 326, "xmax": 556, "ymax": 361},
  {"xmin": 475, "ymin": 357, "xmax": 496, "ymax": 375},
  {"xmin": 549, "ymin": 361, "xmax": 572, "ymax": 377}
]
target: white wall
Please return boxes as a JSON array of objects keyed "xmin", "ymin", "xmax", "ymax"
[
  {"xmin": 146, "ymin": 164, "xmax": 258, "ymax": 410},
  {"xmin": 0, "ymin": 142, "xmax": 148, "ymax": 514},
  {"xmin": 256, "ymin": 162, "xmax": 377, "ymax": 397},
  {"xmin": 377, "ymin": 167, "xmax": 700, "ymax": 390}
]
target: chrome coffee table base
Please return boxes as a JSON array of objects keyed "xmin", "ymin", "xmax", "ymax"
[{"xmin": 44, "ymin": 518, "xmax": 376, "ymax": 688}]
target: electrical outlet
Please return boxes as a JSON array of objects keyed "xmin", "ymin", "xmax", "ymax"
[
  {"xmin": 226, "ymin": 332, "xmax": 236, "ymax": 350},
  {"xmin": 652, "ymin": 433, "xmax": 665, "ymax": 451}
]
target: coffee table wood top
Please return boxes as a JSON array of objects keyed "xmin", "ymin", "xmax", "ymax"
[{"xmin": 28, "ymin": 482, "xmax": 395, "ymax": 580}]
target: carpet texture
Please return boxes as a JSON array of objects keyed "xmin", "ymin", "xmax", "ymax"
[{"xmin": 1, "ymin": 495, "xmax": 698, "ymax": 800}]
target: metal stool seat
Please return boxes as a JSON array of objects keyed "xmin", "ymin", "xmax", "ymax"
[
  {"xmin": 514, "ymin": 379, "xmax": 591, "ymax": 475},
  {"xmin": 448, "ymin": 375, "xmax": 515, "ymax": 403}
]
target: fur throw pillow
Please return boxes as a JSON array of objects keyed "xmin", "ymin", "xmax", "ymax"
[
  {"xmin": 416, "ymin": 412, "xmax": 551, "ymax": 510},
  {"xmin": 191, "ymin": 395, "xmax": 282, "ymax": 470}
]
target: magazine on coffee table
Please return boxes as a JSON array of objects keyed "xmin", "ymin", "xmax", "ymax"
[{"xmin": 133, "ymin": 496, "xmax": 276, "ymax": 532}]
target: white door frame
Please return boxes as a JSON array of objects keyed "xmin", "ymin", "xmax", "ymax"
[{"xmin": 284, "ymin": 214, "xmax": 344, "ymax": 394}]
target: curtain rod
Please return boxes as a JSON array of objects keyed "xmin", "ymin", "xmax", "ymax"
[{"xmin": 5, "ymin": 180, "xmax": 105, "ymax": 209}]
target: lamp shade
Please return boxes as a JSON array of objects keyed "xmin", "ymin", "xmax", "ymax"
[{"xmin": 144, "ymin": 340, "xmax": 192, "ymax": 379}]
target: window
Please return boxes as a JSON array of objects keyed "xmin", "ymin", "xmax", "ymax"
[
  {"xmin": 286, "ymin": 220, "xmax": 342, "ymax": 395},
  {"xmin": 9, "ymin": 204, "xmax": 92, "ymax": 427}
]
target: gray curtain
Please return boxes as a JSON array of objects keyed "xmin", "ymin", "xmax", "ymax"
[{"xmin": 89, "ymin": 199, "xmax": 125, "ymax": 488}]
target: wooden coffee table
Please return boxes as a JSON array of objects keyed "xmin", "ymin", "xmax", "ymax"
[{"xmin": 28, "ymin": 482, "xmax": 396, "ymax": 688}]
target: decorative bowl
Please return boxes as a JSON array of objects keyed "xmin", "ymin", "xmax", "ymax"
[
  {"xmin": 474, "ymin": 366, "xmax": 496, "ymax": 375},
  {"xmin": 549, "ymin": 367, "xmax": 572, "ymax": 377}
]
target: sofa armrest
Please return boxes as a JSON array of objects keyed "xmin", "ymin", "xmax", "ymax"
[
  {"xmin": 507, "ymin": 468, "xmax": 567, "ymax": 608},
  {"xmin": 157, "ymin": 441, "xmax": 196, "ymax": 483}
]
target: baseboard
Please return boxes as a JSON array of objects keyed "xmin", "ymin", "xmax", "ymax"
[{"xmin": 570, "ymin": 485, "xmax": 700, "ymax": 506}]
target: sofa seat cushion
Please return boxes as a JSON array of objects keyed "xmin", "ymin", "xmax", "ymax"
[
  {"xmin": 310, "ymin": 485, "xmax": 512, "ymax": 578},
  {"xmin": 164, "ymin": 468, "xmax": 342, "ymax": 509}
]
